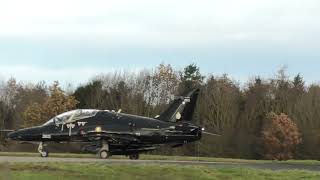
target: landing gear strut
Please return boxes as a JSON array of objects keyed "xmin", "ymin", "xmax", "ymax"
[
  {"xmin": 97, "ymin": 140, "xmax": 111, "ymax": 159},
  {"xmin": 129, "ymin": 153, "xmax": 140, "ymax": 160},
  {"xmin": 38, "ymin": 142, "xmax": 49, "ymax": 158}
]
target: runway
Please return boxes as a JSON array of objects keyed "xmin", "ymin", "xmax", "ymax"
[{"xmin": 0, "ymin": 156, "xmax": 320, "ymax": 172}]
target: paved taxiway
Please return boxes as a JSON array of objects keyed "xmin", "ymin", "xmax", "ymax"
[{"xmin": 0, "ymin": 156, "xmax": 320, "ymax": 172}]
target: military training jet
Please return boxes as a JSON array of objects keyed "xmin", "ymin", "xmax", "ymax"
[{"xmin": 6, "ymin": 89, "xmax": 215, "ymax": 159}]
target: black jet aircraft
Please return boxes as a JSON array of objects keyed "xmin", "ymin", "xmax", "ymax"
[{"xmin": 7, "ymin": 89, "xmax": 213, "ymax": 159}]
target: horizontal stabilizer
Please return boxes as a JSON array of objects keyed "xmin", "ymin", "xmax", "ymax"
[{"xmin": 202, "ymin": 132, "xmax": 221, "ymax": 137}]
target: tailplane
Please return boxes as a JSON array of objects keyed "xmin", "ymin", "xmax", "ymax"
[{"xmin": 157, "ymin": 89, "xmax": 200, "ymax": 122}]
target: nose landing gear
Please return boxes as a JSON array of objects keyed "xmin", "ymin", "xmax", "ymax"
[{"xmin": 38, "ymin": 142, "xmax": 49, "ymax": 158}]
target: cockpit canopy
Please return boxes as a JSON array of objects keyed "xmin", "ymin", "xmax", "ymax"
[{"xmin": 43, "ymin": 109, "xmax": 99, "ymax": 126}]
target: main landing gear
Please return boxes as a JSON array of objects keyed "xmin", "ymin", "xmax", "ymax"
[
  {"xmin": 96, "ymin": 140, "xmax": 140, "ymax": 160},
  {"xmin": 129, "ymin": 154, "xmax": 140, "ymax": 160},
  {"xmin": 38, "ymin": 142, "xmax": 49, "ymax": 158},
  {"xmin": 97, "ymin": 140, "xmax": 111, "ymax": 159}
]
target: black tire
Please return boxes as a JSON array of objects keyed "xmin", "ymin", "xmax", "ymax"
[
  {"xmin": 40, "ymin": 151, "xmax": 49, "ymax": 158},
  {"xmin": 129, "ymin": 154, "xmax": 139, "ymax": 160},
  {"xmin": 98, "ymin": 150, "xmax": 110, "ymax": 159}
]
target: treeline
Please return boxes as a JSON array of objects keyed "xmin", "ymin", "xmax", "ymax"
[{"xmin": 0, "ymin": 63, "xmax": 320, "ymax": 160}]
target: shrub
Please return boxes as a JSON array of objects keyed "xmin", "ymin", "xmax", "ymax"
[{"xmin": 261, "ymin": 112, "xmax": 302, "ymax": 160}]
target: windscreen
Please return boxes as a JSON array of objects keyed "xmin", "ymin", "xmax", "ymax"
[{"xmin": 43, "ymin": 109, "xmax": 99, "ymax": 126}]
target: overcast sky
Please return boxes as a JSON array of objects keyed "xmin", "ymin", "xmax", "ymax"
[{"xmin": 0, "ymin": 0, "xmax": 319, "ymax": 86}]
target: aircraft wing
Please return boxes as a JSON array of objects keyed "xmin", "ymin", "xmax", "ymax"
[{"xmin": 83, "ymin": 131, "xmax": 140, "ymax": 143}]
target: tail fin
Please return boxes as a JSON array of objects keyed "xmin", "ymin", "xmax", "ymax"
[{"xmin": 158, "ymin": 89, "xmax": 200, "ymax": 122}]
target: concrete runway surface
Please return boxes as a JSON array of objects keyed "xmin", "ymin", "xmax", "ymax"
[{"xmin": 0, "ymin": 156, "xmax": 320, "ymax": 172}]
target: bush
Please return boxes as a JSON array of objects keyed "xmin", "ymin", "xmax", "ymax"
[{"xmin": 261, "ymin": 112, "xmax": 302, "ymax": 161}]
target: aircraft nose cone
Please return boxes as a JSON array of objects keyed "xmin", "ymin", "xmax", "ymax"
[
  {"xmin": 7, "ymin": 132, "xmax": 15, "ymax": 140},
  {"xmin": 7, "ymin": 131, "xmax": 19, "ymax": 140}
]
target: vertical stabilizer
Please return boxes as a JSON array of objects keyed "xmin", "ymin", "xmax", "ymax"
[{"xmin": 158, "ymin": 89, "xmax": 199, "ymax": 122}]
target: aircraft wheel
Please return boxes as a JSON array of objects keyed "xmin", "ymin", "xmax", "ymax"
[
  {"xmin": 40, "ymin": 151, "xmax": 49, "ymax": 158},
  {"xmin": 98, "ymin": 150, "xmax": 110, "ymax": 159},
  {"xmin": 129, "ymin": 154, "xmax": 139, "ymax": 160}
]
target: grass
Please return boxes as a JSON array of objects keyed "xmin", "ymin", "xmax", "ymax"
[
  {"xmin": 0, "ymin": 162, "xmax": 320, "ymax": 180},
  {"xmin": 0, "ymin": 152, "xmax": 319, "ymax": 165}
]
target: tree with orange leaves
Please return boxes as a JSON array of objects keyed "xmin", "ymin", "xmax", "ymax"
[{"xmin": 261, "ymin": 112, "xmax": 302, "ymax": 161}]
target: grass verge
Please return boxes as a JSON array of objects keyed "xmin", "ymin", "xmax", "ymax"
[
  {"xmin": 0, "ymin": 152, "xmax": 319, "ymax": 165},
  {"xmin": 0, "ymin": 162, "xmax": 320, "ymax": 180}
]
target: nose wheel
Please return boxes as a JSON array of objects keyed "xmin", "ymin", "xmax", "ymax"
[
  {"xmin": 40, "ymin": 150, "xmax": 49, "ymax": 158},
  {"xmin": 38, "ymin": 142, "xmax": 49, "ymax": 158}
]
